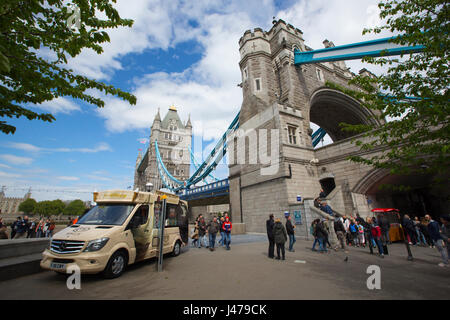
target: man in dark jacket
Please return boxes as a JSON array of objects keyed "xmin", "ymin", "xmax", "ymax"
[
  {"xmin": 334, "ymin": 218, "xmax": 346, "ymax": 251},
  {"xmin": 14, "ymin": 216, "xmax": 28, "ymax": 239},
  {"xmin": 439, "ymin": 215, "xmax": 450, "ymax": 265},
  {"xmin": 320, "ymin": 201, "xmax": 334, "ymax": 216},
  {"xmin": 206, "ymin": 217, "xmax": 220, "ymax": 251},
  {"xmin": 273, "ymin": 218, "xmax": 287, "ymax": 260},
  {"xmin": 402, "ymin": 214, "xmax": 417, "ymax": 245},
  {"xmin": 379, "ymin": 215, "xmax": 391, "ymax": 244},
  {"xmin": 425, "ymin": 214, "xmax": 448, "ymax": 267},
  {"xmin": 314, "ymin": 220, "xmax": 328, "ymax": 253},
  {"xmin": 10, "ymin": 217, "xmax": 20, "ymax": 239},
  {"xmin": 266, "ymin": 214, "xmax": 275, "ymax": 258},
  {"xmin": 286, "ymin": 216, "xmax": 296, "ymax": 252}
]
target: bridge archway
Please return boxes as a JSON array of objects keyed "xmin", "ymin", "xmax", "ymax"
[
  {"xmin": 353, "ymin": 168, "xmax": 449, "ymax": 219},
  {"xmin": 309, "ymin": 88, "xmax": 380, "ymax": 142}
]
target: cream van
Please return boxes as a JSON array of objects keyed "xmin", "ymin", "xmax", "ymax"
[{"xmin": 40, "ymin": 189, "xmax": 189, "ymax": 278}]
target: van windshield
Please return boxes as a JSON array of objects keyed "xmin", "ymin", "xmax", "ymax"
[{"xmin": 77, "ymin": 204, "xmax": 135, "ymax": 226}]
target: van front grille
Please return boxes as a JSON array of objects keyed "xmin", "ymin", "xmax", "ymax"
[{"xmin": 50, "ymin": 240, "xmax": 85, "ymax": 254}]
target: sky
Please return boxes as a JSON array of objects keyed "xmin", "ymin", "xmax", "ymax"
[{"xmin": 0, "ymin": 0, "xmax": 394, "ymax": 202}]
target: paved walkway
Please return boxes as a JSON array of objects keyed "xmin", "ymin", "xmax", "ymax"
[{"xmin": 0, "ymin": 235, "xmax": 448, "ymax": 299}]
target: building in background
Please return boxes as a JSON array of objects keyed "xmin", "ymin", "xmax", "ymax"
[
  {"xmin": 0, "ymin": 186, "xmax": 32, "ymax": 215},
  {"xmin": 134, "ymin": 106, "xmax": 192, "ymax": 191}
]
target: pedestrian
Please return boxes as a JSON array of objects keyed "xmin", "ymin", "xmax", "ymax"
[
  {"xmin": 218, "ymin": 217, "xmax": 225, "ymax": 247},
  {"xmin": 197, "ymin": 215, "xmax": 207, "ymax": 248},
  {"xmin": 413, "ymin": 216, "xmax": 427, "ymax": 246},
  {"xmin": 48, "ymin": 219, "xmax": 55, "ymax": 238},
  {"xmin": 191, "ymin": 218, "xmax": 199, "ymax": 247},
  {"xmin": 439, "ymin": 214, "xmax": 450, "ymax": 266},
  {"xmin": 425, "ymin": 214, "xmax": 448, "ymax": 267},
  {"xmin": 349, "ymin": 220, "xmax": 359, "ymax": 246},
  {"xmin": 27, "ymin": 219, "xmax": 37, "ymax": 238},
  {"xmin": 323, "ymin": 218, "xmax": 332, "ymax": 249},
  {"xmin": 379, "ymin": 214, "xmax": 391, "ymax": 245},
  {"xmin": 314, "ymin": 220, "xmax": 328, "ymax": 253},
  {"xmin": 319, "ymin": 189, "xmax": 326, "ymax": 199},
  {"xmin": 365, "ymin": 216, "xmax": 376, "ymax": 251},
  {"xmin": 311, "ymin": 220, "xmax": 319, "ymax": 251},
  {"xmin": 286, "ymin": 215, "xmax": 296, "ymax": 252},
  {"xmin": 266, "ymin": 214, "xmax": 275, "ymax": 258},
  {"xmin": 206, "ymin": 217, "xmax": 220, "ymax": 251},
  {"xmin": 343, "ymin": 216, "xmax": 351, "ymax": 245},
  {"xmin": 402, "ymin": 214, "xmax": 417, "ymax": 245},
  {"xmin": 43, "ymin": 219, "xmax": 50, "ymax": 238},
  {"xmin": 357, "ymin": 222, "xmax": 365, "ymax": 247},
  {"xmin": 369, "ymin": 218, "xmax": 384, "ymax": 258},
  {"xmin": 273, "ymin": 218, "xmax": 287, "ymax": 260},
  {"xmin": 0, "ymin": 217, "xmax": 4, "ymax": 229},
  {"xmin": 0, "ymin": 223, "xmax": 8, "ymax": 239},
  {"xmin": 10, "ymin": 217, "xmax": 20, "ymax": 239},
  {"xmin": 35, "ymin": 218, "xmax": 44, "ymax": 238},
  {"xmin": 319, "ymin": 201, "xmax": 334, "ymax": 216},
  {"xmin": 419, "ymin": 218, "xmax": 432, "ymax": 247},
  {"xmin": 355, "ymin": 213, "xmax": 365, "ymax": 226},
  {"xmin": 334, "ymin": 217, "xmax": 347, "ymax": 252},
  {"xmin": 222, "ymin": 216, "xmax": 232, "ymax": 250},
  {"xmin": 13, "ymin": 216, "xmax": 28, "ymax": 239}
]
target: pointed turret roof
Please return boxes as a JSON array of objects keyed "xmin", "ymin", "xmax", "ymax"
[
  {"xmin": 154, "ymin": 108, "xmax": 161, "ymax": 122},
  {"xmin": 186, "ymin": 113, "xmax": 192, "ymax": 128},
  {"xmin": 161, "ymin": 106, "xmax": 185, "ymax": 129}
]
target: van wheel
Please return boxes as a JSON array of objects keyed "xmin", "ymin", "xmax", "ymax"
[
  {"xmin": 172, "ymin": 241, "xmax": 181, "ymax": 257},
  {"xmin": 103, "ymin": 250, "xmax": 127, "ymax": 279}
]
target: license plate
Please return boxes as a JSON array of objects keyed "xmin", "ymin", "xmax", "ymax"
[{"xmin": 50, "ymin": 262, "xmax": 66, "ymax": 270}]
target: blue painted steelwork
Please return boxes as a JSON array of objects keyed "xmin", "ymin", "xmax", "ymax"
[
  {"xmin": 153, "ymin": 111, "xmax": 329, "ymax": 195},
  {"xmin": 294, "ymin": 35, "xmax": 424, "ymax": 65},
  {"xmin": 312, "ymin": 127, "xmax": 327, "ymax": 147},
  {"xmin": 179, "ymin": 179, "xmax": 229, "ymax": 202},
  {"xmin": 155, "ymin": 140, "xmax": 183, "ymax": 186},
  {"xmin": 153, "ymin": 111, "xmax": 240, "ymax": 193},
  {"xmin": 156, "ymin": 156, "xmax": 176, "ymax": 192},
  {"xmin": 181, "ymin": 112, "xmax": 240, "ymax": 190},
  {"xmin": 188, "ymin": 146, "xmax": 220, "ymax": 183}
]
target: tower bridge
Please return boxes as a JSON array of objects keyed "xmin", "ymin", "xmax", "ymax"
[{"xmin": 134, "ymin": 20, "xmax": 447, "ymax": 234}]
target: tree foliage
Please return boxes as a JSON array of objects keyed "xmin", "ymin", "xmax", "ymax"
[
  {"xmin": 63, "ymin": 199, "xmax": 86, "ymax": 216},
  {"xmin": 332, "ymin": 0, "xmax": 449, "ymax": 184},
  {"xmin": 34, "ymin": 199, "xmax": 66, "ymax": 216},
  {"xmin": 0, "ymin": 0, "xmax": 136, "ymax": 134},
  {"xmin": 18, "ymin": 198, "xmax": 37, "ymax": 214}
]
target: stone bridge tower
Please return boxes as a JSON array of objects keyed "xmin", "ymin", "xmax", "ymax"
[{"xmin": 228, "ymin": 20, "xmax": 384, "ymax": 233}]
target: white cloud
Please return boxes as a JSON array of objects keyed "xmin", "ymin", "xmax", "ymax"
[
  {"xmin": 6, "ymin": 142, "xmax": 112, "ymax": 154},
  {"xmin": 32, "ymin": 97, "xmax": 81, "ymax": 114},
  {"xmin": 0, "ymin": 163, "xmax": 11, "ymax": 169},
  {"xmin": 57, "ymin": 176, "xmax": 80, "ymax": 181},
  {"xmin": 0, "ymin": 154, "xmax": 33, "ymax": 165},
  {"xmin": 7, "ymin": 142, "xmax": 42, "ymax": 152},
  {"xmin": 94, "ymin": 0, "xmax": 394, "ymax": 140},
  {"xmin": 0, "ymin": 171, "xmax": 22, "ymax": 178}
]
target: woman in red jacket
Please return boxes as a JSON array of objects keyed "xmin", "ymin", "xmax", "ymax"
[
  {"xmin": 369, "ymin": 217, "xmax": 385, "ymax": 258},
  {"xmin": 222, "ymin": 216, "xmax": 232, "ymax": 250}
]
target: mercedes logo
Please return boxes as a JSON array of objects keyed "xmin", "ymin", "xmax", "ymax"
[{"xmin": 59, "ymin": 242, "xmax": 66, "ymax": 251}]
